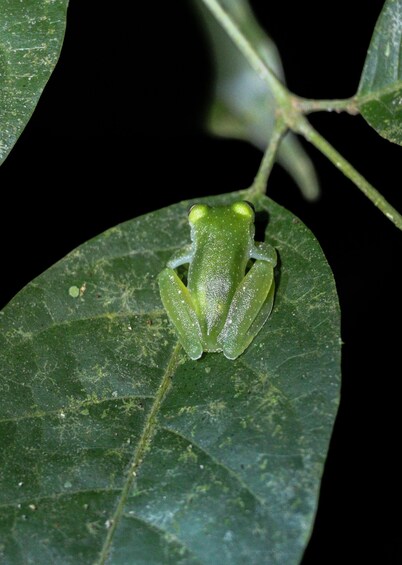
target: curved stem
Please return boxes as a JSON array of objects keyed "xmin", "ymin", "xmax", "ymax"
[
  {"xmin": 297, "ymin": 118, "xmax": 402, "ymax": 230},
  {"xmin": 246, "ymin": 117, "xmax": 288, "ymax": 199}
]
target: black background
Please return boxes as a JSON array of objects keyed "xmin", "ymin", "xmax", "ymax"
[{"xmin": 1, "ymin": 1, "xmax": 401, "ymax": 563}]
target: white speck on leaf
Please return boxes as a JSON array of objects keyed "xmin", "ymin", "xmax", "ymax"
[
  {"xmin": 385, "ymin": 42, "xmax": 390, "ymax": 57},
  {"xmin": 224, "ymin": 530, "xmax": 234, "ymax": 542},
  {"xmin": 79, "ymin": 282, "xmax": 87, "ymax": 296}
]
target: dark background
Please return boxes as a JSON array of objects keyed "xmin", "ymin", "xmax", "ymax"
[{"xmin": 1, "ymin": 1, "xmax": 401, "ymax": 563}]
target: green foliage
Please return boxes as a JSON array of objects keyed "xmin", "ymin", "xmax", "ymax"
[
  {"xmin": 0, "ymin": 0, "xmax": 68, "ymax": 165},
  {"xmin": 357, "ymin": 0, "xmax": 402, "ymax": 145},
  {"xmin": 197, "ymin": 0, "xmax": 402, "ymax": 229},
  {"xmin": 2, "ymin": 0, "xmax": 400, "ymax": 562},
  {"xmin": 0, "ymin": 193, "xmax": 340, "ymax": 564}
]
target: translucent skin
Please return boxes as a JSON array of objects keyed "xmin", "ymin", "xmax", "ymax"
[
  {"xmin": 188, "ymin": 203, "xmax": 256, "ymax": 348},
  {"xmin": 158, "ymin": 202, "xmax": 277, "ymax": 360}
]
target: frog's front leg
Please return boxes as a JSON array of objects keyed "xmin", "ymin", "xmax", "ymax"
[
  {"xmin": 218, "ymin": 244, "xmax": 277, "ymax": 360},
  {"xmin": 158, "ymin": 267, "xmax": 203, "ymax": 360},
  {"xmin": 165, "ymin": 244, "xmax": 193, "ymax": 269}
]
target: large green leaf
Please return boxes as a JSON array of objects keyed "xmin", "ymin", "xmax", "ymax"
[
  {"xmin": 357, "ymin": 0, "xmax": 402, "ymax": 145},
  {"xmin": 193, "ymin": 0, "xmax": 320, "ymax": 200},
  {"xmin": 0, "ymin": 193, "xmax": 340, "ymax": 564},
  {"xmin": 0, "ymin": 0, "xmax": 68, "ymax": 165}
]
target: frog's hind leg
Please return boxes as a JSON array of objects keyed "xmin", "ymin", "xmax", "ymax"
[
  {"xmin": 158, "ymin": 268, "xmax": 203, "ymax": 360},
  {"xmin": 218, "ymin": 260, "xmax": 275, "ymax": 360}
]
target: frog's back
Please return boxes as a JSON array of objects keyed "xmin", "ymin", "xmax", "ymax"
[{"xmin": 187, "ymin": 203, "xmax": 254, "ymax": 342}]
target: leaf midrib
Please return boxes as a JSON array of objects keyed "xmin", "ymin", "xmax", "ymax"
[{"xmin": 95, "ymin": 341, "xmax": 182, "ymax": 565}]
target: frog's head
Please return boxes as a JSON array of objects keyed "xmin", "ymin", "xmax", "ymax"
[{"xmin": 188, "ymin": 201, "xmax": 255, "ymax": 241}]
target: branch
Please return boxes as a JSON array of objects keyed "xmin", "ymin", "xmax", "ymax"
[{"xmin": 297, "ymin": 118, "xmax": 402, "ymax": 230}]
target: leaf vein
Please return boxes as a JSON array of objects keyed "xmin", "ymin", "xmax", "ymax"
[
  {"xmin": 121, "ymin": 511, "xmax": 204, "ymax": 565},
  {"xmin": 0, "ymin": 394, "xmax": 155, "ymax": 425},
  {"xmin": 161, "ymin": 426, "xmax": 266, "ymax": 508},
  {"xmin": 3, "ymin": 308, "xmax": 166, "ymax": 345}
]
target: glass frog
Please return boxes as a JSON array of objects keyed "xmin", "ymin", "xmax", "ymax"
[{"xmin": 158, "ymin": 201, "xmax": 277, "ymax": 360}]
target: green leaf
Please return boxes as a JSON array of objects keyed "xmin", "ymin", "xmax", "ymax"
[
  {"xmin": 193, "ymin": 0, "xmax": 320, "ymax": 200},
  {"xmin": 357, "ymin": 0, "xmax": 402, "ymax": 145},
  {"xmin": 0, "ymin": 193, "xmax": 340, "ymax": 564},
  {"xmin": 0, "ymin": 0, "xmax": 68, "ymax": 165}
]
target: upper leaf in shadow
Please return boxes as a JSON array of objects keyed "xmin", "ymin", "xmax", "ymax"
[{"xmin": 0, "ymin": 0, "xmax": 68, "ymax": 165}]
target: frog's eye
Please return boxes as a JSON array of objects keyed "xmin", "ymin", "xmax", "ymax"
[
  {"xmin": 188, "ymin": 203, "xmax": 210, "ymax": 224},
  {"xmin": 243, "ymin": 201, "xmax": 255, "ymax": 213},
  {"xmin": 231, "ymin": 201, "xmax": 255, "ymax": 219}
]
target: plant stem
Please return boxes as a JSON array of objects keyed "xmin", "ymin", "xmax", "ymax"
[
  {"xmin": 297, "ymin": 118, "xmax": 402, "ymax": 230},
  {"xmin": 200, "ymin": 0, "xmax": 289, "ymax": 105},
  {"xmin": 247, "ymin": 117, "xmax": 288, "ymax": 198},
  {"xmin": 202, "ymin": 0, "xmax": 402, "ymax": 230},
  {"xmin": 294, "ymin": 95, "xmax": 360, "ymax": 115}
]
